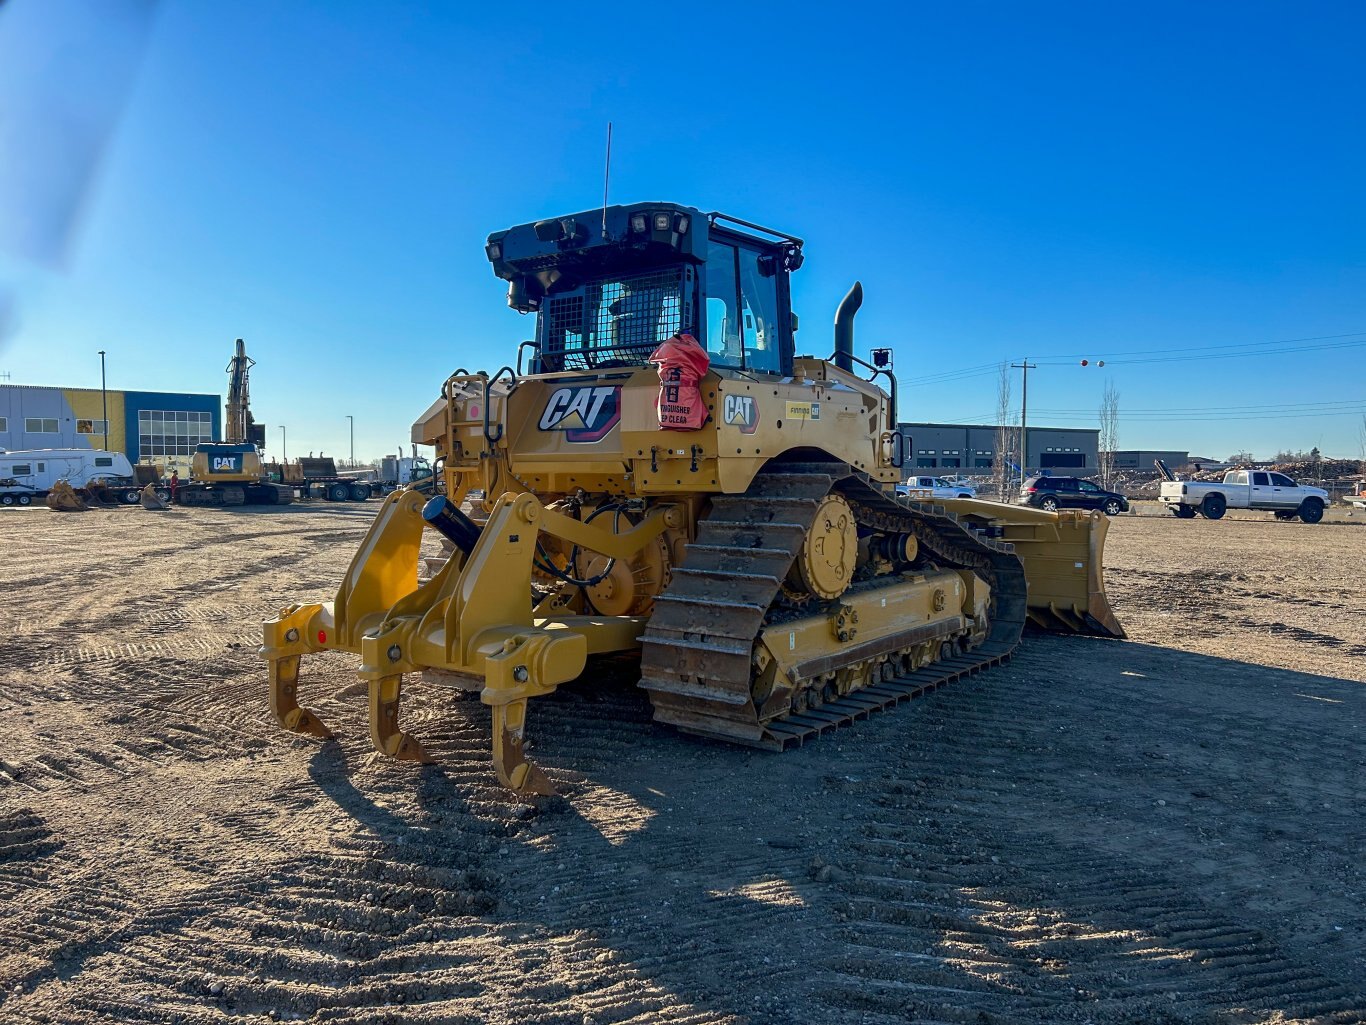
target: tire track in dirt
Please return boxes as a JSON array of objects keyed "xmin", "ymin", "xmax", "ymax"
[
  {"xmin": 1, "ymin": 509, "xmax": 376, "ymax": 796},
  {"xmin": 4, "ymin": 509, "xmax": 1365, "ymax": 1024},
  {"xmin": 800, "ymin": 640, "xmax": 1366, "ymax": 1024}
]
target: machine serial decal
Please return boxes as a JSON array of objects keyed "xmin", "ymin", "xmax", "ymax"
[
  {"xmin": 785, "ymin": 400, "xmax": 821, "ymax": 421},
  {"xmin": 723, "ymin": 394, "xmax": 760, "ymax": 434},
  {"xmin": 538, "ymin": 385, "xmax": 622, "ymax": 442}
]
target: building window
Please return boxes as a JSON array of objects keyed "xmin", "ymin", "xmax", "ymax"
[
  {"xmin": 137, "ymin": 409, "xmax": 214, "ymax": 457},
  {"xmin": 25, "ymin": 418, "xmax": 59, "ymax": 433},
  {"xmin": 76, "ymin": 419, "xmax": 110, "ymax": 436},
  {"xmin": 0, "ymin": 417, "xmax": 7, "ymax": 432},
  {"xmin": 916, "ymin": 457, "xmax": 936, "ymax": 468}
]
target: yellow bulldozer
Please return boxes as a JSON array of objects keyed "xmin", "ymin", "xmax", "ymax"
[{"xmin": 262, "ymin": 203, "xmax": 1122, "ymax": 794}]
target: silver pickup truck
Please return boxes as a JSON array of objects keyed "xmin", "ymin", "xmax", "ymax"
[{"xmin": 1159, "ymin": 470, "xmax": 1328, "ymax": 523}]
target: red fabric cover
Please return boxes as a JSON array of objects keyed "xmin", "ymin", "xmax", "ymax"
[{"xmin": 648, "ymin": 333, "xmax": 710, "ymax": 430}]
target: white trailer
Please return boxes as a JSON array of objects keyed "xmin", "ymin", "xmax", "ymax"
[{"xmin": 0, "ymin": 449, "xmax": 140, "ymax": 507}]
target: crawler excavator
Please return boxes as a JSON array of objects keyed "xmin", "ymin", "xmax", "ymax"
[
  {"xmin": 262, "ymin": 202, "xmax": 1123, "ymax": 793},
  {"xmin": 179, "ymin": 338, "xmax": 292, "ymax": 506}
]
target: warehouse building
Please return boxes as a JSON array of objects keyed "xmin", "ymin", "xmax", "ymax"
[
  {"xmin": 897, "ymin": 422, "xmax": 1100, "ymax": 473},
  {"xmin": 0, "ymin": 384, "xmax": 221, "ymax": 474},
  {"xmin": 1112, "ymin": 449, "xmax": 1190, "ymax": 471}
]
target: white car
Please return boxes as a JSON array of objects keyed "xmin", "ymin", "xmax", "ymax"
[{"xmin": 897, "ymin": 475, "xmax": 977, "ymax": 500}]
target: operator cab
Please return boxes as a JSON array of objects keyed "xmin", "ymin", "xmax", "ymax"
[{"xmin": 485, "ymin": 203, "xmax": 803, "ymax": 376}]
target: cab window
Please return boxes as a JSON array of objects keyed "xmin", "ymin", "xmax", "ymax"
[
  {"xmin": 1252, "ymin": 472, "xmax": 1269, "ymax": 486},
  {"xmin": 1269, "ymin": 473, "xmax": 1294, "ymax": 487},
  {"xmin": 705, "ymin": 239, "xmax": 782, "ymax": 373},
  {"xmin": 1078, "ymin": 481, "xmax": 1100, "ymax": 493},
  {"xmin": 738, "ymin": 245, "xmax": 780, "ymax": 373},
  {"xmin": 705, "ymin": 241, "xmax": 742, "ymax": 368}
]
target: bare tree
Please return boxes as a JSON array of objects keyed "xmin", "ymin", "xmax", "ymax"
[
  {"xmin": 1098, "ymin": 381, "xmax": 1120, "ymax": 490},
  {"xmin": 994, "ymin": 362, "xmax": 1018, "ymax": 499}
]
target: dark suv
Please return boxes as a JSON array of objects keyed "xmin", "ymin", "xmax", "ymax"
[{"xmin": 1019, "ymin": 476, "xmax": 1129, "ymax": 516}]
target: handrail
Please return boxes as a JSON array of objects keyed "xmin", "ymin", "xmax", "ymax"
[
  {"xmin": 441, "ymin": 370, "xmax": 471, "ymax": 401},
  {"xmin": 516, "ymin": 341, "xmax": 540, "ymax": 376},
  {"xmin": 824, "ymin": 350, "xmax": 898, "ymax": 425},
  {"xmin": 483, "ymin": 366, "xmax": 517, "ymax": 445},
  {"xmin": 889, "ymin": 430, "xmax": 905, "ymax": 469}
]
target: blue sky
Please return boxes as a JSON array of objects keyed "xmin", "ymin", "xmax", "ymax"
[{"xmin": 1, "ymin": 0, "xmax": 1363, "ymax": 462}]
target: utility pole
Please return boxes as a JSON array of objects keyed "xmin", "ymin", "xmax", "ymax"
[
  {"xmin": 346, "ymin": 414, "xmax": 354, "ymax": 466},
  {"xmin": 1010, "ymin": 358, "xmax": 1036, "ymax": 485},
  {"xmin": 97, "ymin": 350, "xmax": 109, "ymax": 451},
  {"xmin": 280, "ymin": 425, "xmax": 287, "ymax": 465}
]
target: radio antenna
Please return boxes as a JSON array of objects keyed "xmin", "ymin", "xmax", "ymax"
[{"xmin": 600, "ymin": 121, "xmax": 613, "ymax": 239}]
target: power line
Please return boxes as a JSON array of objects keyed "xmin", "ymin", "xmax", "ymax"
[
  {"xmin": 1019, "ymin": 408, "xmax": 1366, "ymax": 423},
  {"xmin": 1037, "ymin": 330, "xmax": 1366, "ymax": 361},
  {"xmin": 901, "ymin": 330, "xmax": 1366, "ymax": 385},
  {"xmin": 1037, "ymin": 338, "xmax": 1366, "ymax": 368},
  {"xmin": 1032, "ymin": 401, "xmax": 1366, "ymax": 418}
]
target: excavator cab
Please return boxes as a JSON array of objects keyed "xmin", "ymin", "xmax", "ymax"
[
  {"xmin": 488, "ymin": 204, "xmax": 803, "ymax": 378},
  {"xmin": 191, "ymin": 443, "xmax": 263, "ymax": 482}
]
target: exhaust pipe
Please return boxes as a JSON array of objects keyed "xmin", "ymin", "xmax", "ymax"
[{"xmin": 834, "ymin": 281, "xmax": 863, "ymax": 373}]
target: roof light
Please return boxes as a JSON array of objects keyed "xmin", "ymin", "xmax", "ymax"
[
  {"xmin": 653, "ymin": 212, "xmax": 671, "ymax": 231},
  {"xmin": 485, "ymin": 242, "xmax": 502, "ymax": 261},
  {"xmin": 675, "ymin": 214, "xmax": 690, "ymax": 234},
  {"xmin": 631, "ymin": 213, "xmax": 648, "ymax": 233}
]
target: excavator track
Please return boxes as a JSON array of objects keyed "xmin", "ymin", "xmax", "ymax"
[{"xmin": 639, "ymin": 461, "xmax": 1027, "ymax": 749}]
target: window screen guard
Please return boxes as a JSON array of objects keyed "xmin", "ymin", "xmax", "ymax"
[{"xmin": 542, "ymin": 268, "xmax": 683, "ymax": 370}]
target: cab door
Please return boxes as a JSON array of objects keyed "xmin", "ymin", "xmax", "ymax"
[
  {"xmin": 1075, "ymin": 479, "xmax": 1103, "ymax": 509},
  {"xmin": 1267, "ymin": 473, "xmax": 1299, "ymax": 508},
  {"xmin": 1249, "ymin": 471, "xmax": 1272, "ymax": 508}
]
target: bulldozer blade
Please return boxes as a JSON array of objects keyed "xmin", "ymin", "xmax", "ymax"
[
  {"xmin": 492, "ymin": 699, "xmax": 555, "ymax": 796},
  {"xmin": 269, "ymin": 654, "xmax": 333, "ymax": 740},
  {"xmin": 949, "ymin": 502, "xmax": 1124, "ymax": 640}
]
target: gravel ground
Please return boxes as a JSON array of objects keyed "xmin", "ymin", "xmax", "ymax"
[{"xmin": 1, "ymin": 502, "xmax": 1363, "ymax": 1025}]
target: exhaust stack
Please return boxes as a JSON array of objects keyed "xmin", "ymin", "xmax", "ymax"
[{"xmin": 834, "ymin": 281, "xmax": 863, "ymax": 373}]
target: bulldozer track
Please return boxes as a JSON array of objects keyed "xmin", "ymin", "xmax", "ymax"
[{"xmin": 640, "ymin": 461, "xmax": 1027, "ymax": 748}]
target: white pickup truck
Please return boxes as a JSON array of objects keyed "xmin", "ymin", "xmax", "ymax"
[
  {"xmin": 896, "ymin": 475, "xmax": 977, "ymax": 500},
  {"xmin": 1159, "ymin": 469, "xmax": 1329, "ymax": 523}
]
